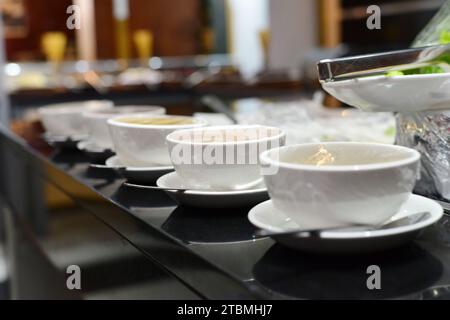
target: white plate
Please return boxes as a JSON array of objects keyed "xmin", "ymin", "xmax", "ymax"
[
  {"xmin": 43, "ymin": 133, "xmax": 86, "ymax": 148},
  {"xmin": 157, "ymin": 172, "xmax": 269, "ymax": 208},
  {"xmin": 77, "ymin": 140, "xmax": 113, "ymax": 153},
  {"xmin": 105, "ymin": 155, "xmax": 173, "ymax": 183},
  {"xmin": 77, "ymin": 140, "xmax": 115, "ymax": 162},
  {"xmin": 248, "ymin": 195, "xmax": 443, "ymax": 253},
  {"xmin": 322, "ymin": 73, "xmax": 450, "ymax": 112},
  {"xmin": 43, "ymin": 132, "xmax": 87, "ymax": 142}
]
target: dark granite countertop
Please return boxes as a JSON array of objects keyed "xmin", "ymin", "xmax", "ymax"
[{"xmin": 1, "ymin": 125, "xmax": 450, "ymax": 300}]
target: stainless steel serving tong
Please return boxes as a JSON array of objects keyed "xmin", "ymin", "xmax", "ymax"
[{"xmin": 317, "ymin": 43, "xmax": 450, "ymax": 82}]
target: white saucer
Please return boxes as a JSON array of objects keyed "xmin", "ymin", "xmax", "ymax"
[
  {"xmin": 105, "ymin": 155, "xmax": 173, "ymax": 183},
  {"xmin": 322, "ymin": 73, "xmax": 450, "ymax": 112},
  {"xmin": 43, "ymin": 133, "xmax": 86, "ymax": 148},
  {"xmin": 157, "ymin": 172, "xmax": 269, "ymax": 208},
  {"xmin": 77, "ymin": 140, "xmax": 115, "ymax": 162},
  {"xmin": 248, "ymin": 195, "xmax": 443, "ymax": 253},
  {"xmin": 43, "ymin": 133, "xmax": 87, "ymax": 142},
  {"xmin": 77, "ymin": 140, "xmax": 112, "ymax": 153}
]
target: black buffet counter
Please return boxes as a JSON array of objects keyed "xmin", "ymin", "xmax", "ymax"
[{"xmin": 1, "ymin": 125, "xmax": 450, "ymax": 300}]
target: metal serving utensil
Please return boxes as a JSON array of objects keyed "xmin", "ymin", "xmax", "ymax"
[
  {"xmin": 201, "ymin": 95, "xmax": 239, "ymax": 124},
  {"xmin": 317, "ymin": 43, "xmax": 450, "ymax": 82},
  {"xmin": 255, "ymin": 211, "xmax": 431, "ymax": 239},
  {"xmin": 434, "ymin": 199, "xmax": 450, "ymax": 215}
]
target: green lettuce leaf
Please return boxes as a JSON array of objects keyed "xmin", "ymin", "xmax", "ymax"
[{"xmin": 385, "ymin": 30, "xmax": 450, "ymax": 76}]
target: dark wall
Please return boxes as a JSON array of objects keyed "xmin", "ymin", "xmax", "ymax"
[
  {"xmin": 5, "ymin": 0, "xmax": 202, "ymax": 61},
  {"xmin": 341, "ymin": 0, "xmax": 444, "ymax": 54},
  {"xmin": 95, "ymin": 0, "xmax": 202, "ymax": 59},
  {"xmin": 5, "ymin": 0, "xmax": 75, "ymax": 61}
]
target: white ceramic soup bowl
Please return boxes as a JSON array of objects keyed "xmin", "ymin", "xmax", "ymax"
[
  {"xmin": 83, "ymin": 106, "xmax": 166, "ymax": 150},
  {"xmin": 38, "ymin": 100, "xmax": 114, "ymax": 137},
  {"xmin": 260, "ymin": 142, "xmax": 421, "ymax": 229},
  {"xmin": 166, "ymin": 125, "xmax": 286, "ymax": 191},
  {"xmin": 108, "ymin": 115, "xmax": 207, "ymax": 167}
]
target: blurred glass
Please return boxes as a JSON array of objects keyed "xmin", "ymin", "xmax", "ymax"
[
  {"xmin": 41, "ymin": 32, "xmax": 67, "ymax": 63},
  {"xmin": 133, "ymin": 29, "xmax": 153, "ymax": 65}
]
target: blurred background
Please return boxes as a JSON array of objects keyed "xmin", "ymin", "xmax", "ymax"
[
  {"xmin": 3, "ymin": 0, "xmax": 444, "ymax": 61},
  {"xmin": 1, "ymin": 0, "xmax": 444, "ymax": 106},
  {"xmin": 0, "ymin": 0, "xmax": 444, "ymax": 145},
  {"xmin": 0, "ymin": 0, "xmax": 448, "ymax": 300}
]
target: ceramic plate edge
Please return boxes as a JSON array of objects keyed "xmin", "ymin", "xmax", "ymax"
[
  {"xmin": 248, "ymin": 195, "xmax": 444, "ymax": 239},
  {"xmin": 105, "ymin": 156, "xmax": 173, "ymax": 171},
  {"xmin": 157, "ymin": 172, "xmax": 267, "ymax": 195}
]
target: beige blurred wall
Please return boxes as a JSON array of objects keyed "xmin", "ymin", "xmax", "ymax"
[{"xmin": 268, "ymin": 0, "xmax": 319, "ymax": 71}]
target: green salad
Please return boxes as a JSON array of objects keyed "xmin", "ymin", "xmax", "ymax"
[{"xmin": 386, "ymin": 30, "xmax": 450, "ymax": 76}]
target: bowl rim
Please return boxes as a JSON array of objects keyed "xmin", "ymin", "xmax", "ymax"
[
  {"xmin": 83, "ymin": 105, "xmax": 165, "ymax": 119},
  {"xmin": 321, "ymin": 72, "xmax": 450, "ymax": 88},
  {"xmin": 107, "ymin": 114, "xmax": 207, "ymax": 129},
  {"xmin": 38, "ymin": 100, "xmax": 114, "ymax": 113},
  {"xmin": 260, "ymin": 142, "xmax": 421, "ymax": 172},
  {"xmin": 166, "ymin": 124, "xmax": 286, "ymax": 146}
]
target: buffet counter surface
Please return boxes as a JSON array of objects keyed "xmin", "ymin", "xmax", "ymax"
[{"xmin": 1, "ymin": 125, "xmax": 450, "ymax": 299}]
